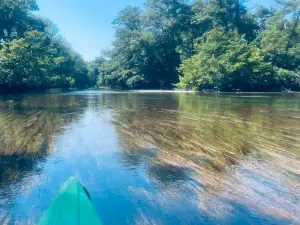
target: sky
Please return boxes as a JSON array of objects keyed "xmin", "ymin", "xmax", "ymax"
[{"xmin": 36, "ymin": 0, "xmax": 276, "ymax": 61}]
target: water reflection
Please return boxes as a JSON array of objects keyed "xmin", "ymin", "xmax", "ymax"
[
  {"xmin": 106, "ymin": 92, "xmax": 300, "ymax": 223},
  {"xmin": 111, "ymin": 93, "xmax": 300, "ymax": 170},
  {"xmin": 0, "ymin": 93, "xmax": 88, "ymax": 223},
  {"xmin": 0, "ymin": 91, "xmax": 299, "ymax": 224}
]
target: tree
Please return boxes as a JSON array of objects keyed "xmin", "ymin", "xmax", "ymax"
[
  {"xmin": 0, "ymin": 0, "xmax": 89, "ymax": 90},
  {"xmin": 92, "ymin": 0, "xmax": 300, "ymax": 91},
  {"xmin": 259, "ymin": 0, "xmax": 300, "ymax": 90},
  {"xmin": 99, "ymin": 1, "xmax": 195, "ymax": 89},
  {"xmin": 254, "ymin": 6, "xmax": 275, "ymax": 32},
  {"xmin": 0, "ymin": 0, "xmax": 38, "ymax": 42},
  {"xmin": 192, "ymin": 0, "xmax": 259, "ymax": 41},
  {"xmin": 0, "ymin": 30, "xmax": 89, "ymax": 90},
  {"xmin": 87, "ymin": 57, "xmax": 106, "ymax": 87},
  {"xmin": 98, "ymin": 6, "xmax": 147, "ymax": 89},
  {"xmin": 0, "ymin": 30, "xmax": 54, "ymax": 89},
  {"xmin": 176, "ymin": 0, "xmax": 300, "ymax": 91},
  {"xmin": 143, "ymin": 0, "xmax": 194, "ymax": 87},
  {"xmin": 177, "ymin": 29, "xmax": 274, "ymax": 91}
]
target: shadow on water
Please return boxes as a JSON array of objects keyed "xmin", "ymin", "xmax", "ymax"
[
  {"xmin": 119, "ymin": 147, "xmax": 159, "ymax": 167},
  {"xmin": 0, "ymin": 91, "xmax": 299, "ymax": 224},
  {"xmin": 103, "ymin": 92, "xmax": 300, "ymax": 224},
  {"xmin": 148, "ymin": 162, "xmax": 190, "ymax": 185},
  {"xmin": 212, "ymin": 198, "xmax": 292, "ymax": 225},
  {"xmin": 0, "ymin": 93, "xmax": 90, "ymax": 224}
]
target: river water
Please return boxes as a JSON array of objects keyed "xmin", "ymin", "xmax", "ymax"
[{"xmin": 0, "ymin": 90, "xmax": 299, "ymax": 224}]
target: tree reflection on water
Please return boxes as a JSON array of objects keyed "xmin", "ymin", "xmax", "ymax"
[
  {"xmin": 0, "ymin": 91, "xmax": 299, "ymax": 224},
  {"xmin": 108, "ymin": 92, "xmax": 300, "ymax": 223},
  {"xmin": 0, "ymin": 93, "xmax": 87, "ymax": 207}
]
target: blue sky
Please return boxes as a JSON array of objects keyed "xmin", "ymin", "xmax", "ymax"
[{"xmin": 37, "ymin": 0, "xmax": 275, "ymax": 61}]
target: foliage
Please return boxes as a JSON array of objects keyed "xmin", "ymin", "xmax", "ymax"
[
  {"xmin": 0, "ymin": 0, "xmax": 89, "ymax": 91},
  {"xmin": 98, "ymin": 1, "xmax": 195, "ymax": 89},
  {"xmin": 177, "ymin": 0, "xmax": 300, "ymax": 91},
  {"xmin": 1, "ymin": 0, "xmax": 299, "ymax": 91},
  {"xmin": 87, "ymin": 57, "xmax": 106, "ymax": 87},
  {"xmin": 0, "ymin": 30, "xmax": 88, "ymax": 89},
  {"xmin": 192, "ymin": 0, "xmax": 259, "ymax": 40},
  {"xmin": 0, "ymin": 0, "xmax": 38, "ymax": 41},
  {"xmin": 177, "ymin": 29, "xmax": 274, "ymax": 91},
  {"xmin": 94, "ymin": 0, "xmax": 300, "ymax": 91}
]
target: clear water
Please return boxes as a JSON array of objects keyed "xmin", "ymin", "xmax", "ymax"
[{"xmin": 0, "ymin": 90, "xmax": 300, "ymax": 224}]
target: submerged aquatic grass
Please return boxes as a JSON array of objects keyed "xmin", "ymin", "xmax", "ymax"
[{"xmin": 0, "ymin": 91, "xmax": 300, "ymax": 224}]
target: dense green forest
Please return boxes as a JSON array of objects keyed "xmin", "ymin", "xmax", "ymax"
[
  {"xmin": 1, "ymin": 0, "xmax": 300, "ymax": 91},
  {"xmin": 0, "ymin": 0, "xmax": 90, "ymax": 90},
  {"xmin": 91, "ymin": 0, "xmax": 300, "ymax": 91}
]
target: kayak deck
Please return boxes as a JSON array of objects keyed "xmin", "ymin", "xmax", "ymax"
[{"xmin": 38, "ymin": 177, "xmax": 102, "ymax": 225}]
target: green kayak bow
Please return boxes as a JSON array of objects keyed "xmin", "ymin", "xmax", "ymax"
[{"xmin": 38, "ymin": 177, "xmax": 102, "ymax": 225}]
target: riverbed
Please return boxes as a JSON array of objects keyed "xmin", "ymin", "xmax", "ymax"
[{"xmin": 0, "ymin": 90, "xmax": 299, "ymax": 224}]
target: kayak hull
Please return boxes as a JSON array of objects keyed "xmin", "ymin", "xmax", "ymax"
[{"xmin": 38, "ymin": 177, "xmax": 102, "ymax": 225}]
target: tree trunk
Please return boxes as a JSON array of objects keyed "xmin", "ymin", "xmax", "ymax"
[
  {"xmin": 285, "ymin": 11, "xmax": 300, "ymax": 54},
  {"xmin": 235, "ymin": 0, "xmax": 241, "ymax": 28},
  {"xmin": 280, "ymin": 6, "xmax": 288, "ymax": 31},
  {"xmin": 218, "ymin": 0, "xmax": 229, "ymax": 32}
]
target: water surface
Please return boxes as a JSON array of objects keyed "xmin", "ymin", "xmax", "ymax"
[{"xmin": 0, "ymin": 90, "xmax": 300, "ymax": 224}]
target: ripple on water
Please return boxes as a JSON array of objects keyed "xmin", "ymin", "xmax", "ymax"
[{"xmin": 0, "ymin": 91, "xmax": 300, "ymax": 224}]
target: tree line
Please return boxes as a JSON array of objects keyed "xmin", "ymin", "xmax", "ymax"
[
  {"xmin": 1, "ymin": 0, "xmax": 299, "ymax": 92},
  {"xmin": 0, "ymin": 0, "xmax": 90, "ymax": 91},
  {"xmin": 90, "ymin": 0, "xmax": 300, "ymax": 91}
]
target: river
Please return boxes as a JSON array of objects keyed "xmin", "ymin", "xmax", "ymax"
[{"xmin": 0, "ymin": 90, "xmax": 299, "ymax": 224}]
